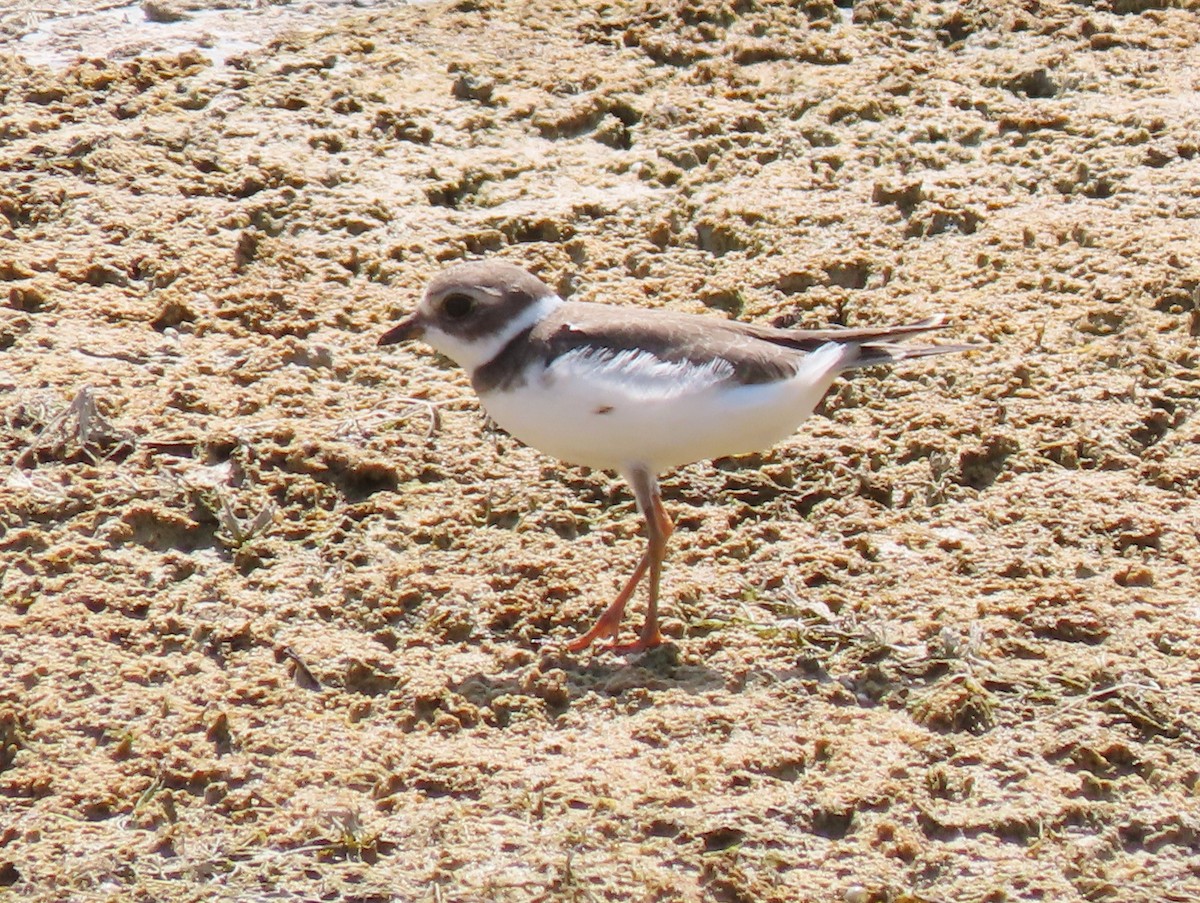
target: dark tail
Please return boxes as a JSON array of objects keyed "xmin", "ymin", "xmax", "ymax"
[
  {"xmin": 752, "ymin": 314, "xmax": 980, "ymax": 368},
  {"xmin": 844, "ymin": 338, "xmax": 981, "ymax": 370}
]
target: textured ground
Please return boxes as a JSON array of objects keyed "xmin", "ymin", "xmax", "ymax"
[{"xmin": 2, "ymin": 0, "xmax": 1199, "ymax": 900}]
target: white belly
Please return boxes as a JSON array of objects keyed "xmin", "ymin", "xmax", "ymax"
[{"xmin": 478, "ymin": 343, "xmax": 849, "ymax": 475}]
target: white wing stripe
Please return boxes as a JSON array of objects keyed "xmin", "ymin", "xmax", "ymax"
[{"xmin": 548, "ymin": 347, "xmax": 736, "ymax": 401}]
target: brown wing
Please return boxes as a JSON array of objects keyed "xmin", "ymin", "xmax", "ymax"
[
  {"xmin": 539, "ymin": 303, "xmax": 812, "ymax": 384},
  {"xmin": 473, "ymin": 302, "xmax": 965, "ymax": 393}
]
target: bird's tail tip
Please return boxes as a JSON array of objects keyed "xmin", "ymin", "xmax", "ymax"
[{"xmin": 850, "ymin": 339, "xmax": 985, "ymax": 369}]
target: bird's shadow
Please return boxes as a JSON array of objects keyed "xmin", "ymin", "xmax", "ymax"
[{"xmin": 450, "ymin": 643, "xmax": 728, "ymax": 719}]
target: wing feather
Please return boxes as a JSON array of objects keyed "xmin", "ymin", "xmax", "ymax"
[{"xmin": 472, "ymin": 301, "xmax": 966, "ymax": 395}]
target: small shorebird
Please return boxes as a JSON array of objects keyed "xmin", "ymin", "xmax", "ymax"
[{"xmin": 380, "ymin": 260, "xmax": 972, "ymax": 652}]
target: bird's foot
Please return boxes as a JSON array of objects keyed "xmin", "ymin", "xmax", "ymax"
[
  {"xmin": 565, "ymin": 617, "xmax": 620, "ymax": 653},
  {"xmin": 567, "ymin": 621, "xmax": 666, "ymax": 655},
  {"xmin": 600, "ymin": 638, "xmax": 665, "ymax": 655},
  {"xmin": 598, "ymin": 624, "xmax": 666, "ymax": 655}
]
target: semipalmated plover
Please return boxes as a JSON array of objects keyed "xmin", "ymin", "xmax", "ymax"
[{"xmin": 380, "ymin": 260, "xmax": 974, "ymax": 653}]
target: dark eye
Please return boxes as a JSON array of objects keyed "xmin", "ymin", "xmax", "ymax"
[{"xmin": 442, "ymin": 293, "xmax": 474, "ymax": 319}]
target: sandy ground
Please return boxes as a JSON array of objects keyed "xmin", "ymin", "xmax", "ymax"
[{"xmin": 2, "ymin": 0, "xmax": 1200, "ymax": 900}]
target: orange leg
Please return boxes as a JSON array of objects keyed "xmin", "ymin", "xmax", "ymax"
[
  {"xmin": 566, "ymin": 467, "xmax": 674, "ymax": 654},
  {"xmin": 565, "ymin": 549, "xmax": 650, "ymax": 652}
]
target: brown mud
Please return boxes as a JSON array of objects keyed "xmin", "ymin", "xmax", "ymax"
[{"xmin": 2, "ymin": 0, "xmax": 1199, "ymax": 900}]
